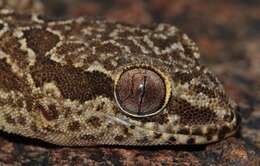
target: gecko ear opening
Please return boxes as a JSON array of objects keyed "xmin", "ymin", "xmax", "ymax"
[{"xmin": 114, "ymin": 65, "xmax": 171, "ymax": 118}]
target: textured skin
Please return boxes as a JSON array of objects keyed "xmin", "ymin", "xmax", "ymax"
[{"xmin": 0, "ymin": 8, "xmax": 240, "ymax": 146}]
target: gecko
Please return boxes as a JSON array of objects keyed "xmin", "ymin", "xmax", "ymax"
[{"xmin": 0, "ymin": 8, "xmax": 240, "ymax": 146}]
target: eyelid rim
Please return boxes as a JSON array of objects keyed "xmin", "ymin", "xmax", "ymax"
[{"xmin": 113, "ymin": 64, "xmax": 172, "ymax": 118}]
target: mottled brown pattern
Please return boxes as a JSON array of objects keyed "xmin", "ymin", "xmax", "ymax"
[
  {"xmin": 41, "ymin": 104, "xmax": 59, "ymax": 121},
  {"xmin": 0, "ymin": 59, "xmax": 28, "ymax": 92},
  {"xmin": 67, "ymin": 121, "xmax": 81, "ymax": 131},
  {"xmin": 95, "ymin": 42, "xmax": 122, "ymax": 55},
  {"xmin": 169, "ymin": 98, "xmax": 218, "ymax": 125},
  {"xmin": 23, "ymin": 28, "xmax": 60, "ymax": 55},
  {"xmin": 191, "ymin": 84, "xmax": 218, "ymax": 98},
  {"xmin": 0, "ymin": 8, "xmax": 239, "ymax": 148},
  {"xmin": 56, "ymin": 42, "xmax": 85, "ymax": 55},
  {"xmin": 34, "ymin": 102, "xmax": 45, "ymax": 113},
  {"xmin": 4, "ymin": 114, "xmax": 16, "ymax": 125},
  {"xmin": 151, "ymin": 34, "xmax": 179, "ymax": 51},
  {"xmin": 16, "ymin": 115, "xmax": 27, "ymax": 126},
  {"xmin": 80, "ymin": 134, "xmax": 96, "ymax": 141},
  {"xmin": 56, "ymin": 42, "xmax": 90, "ymax": 65},
  {"xmin": 31, "ymin": 56, "xmax": 114, "ymax": 102},
  {"xmin": 0, "ymin": 0, "xmax": 240, "ymax": 151},
  {"xmin": 115, "ymin": 38, "xmax": 142, "ymax": 54},
  {"xmin": 0, "ymin": 32, "xmax": 29, "ymax": 68},
  {"xmin": 173, "ymin": 68, "xmax": 202, "ymax": 84},
  {"xmin": 86, "ymin": 116, "xmax": 102, "ymax": 128}
]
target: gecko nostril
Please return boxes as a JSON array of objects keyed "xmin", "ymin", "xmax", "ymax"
[{"xmin": 114, "ymin": 66, "xmax": 170, "ymax": 117}]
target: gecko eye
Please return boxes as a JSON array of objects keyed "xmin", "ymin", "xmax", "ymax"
[{"xmin": 114, "ymin": 67, "xmax": 170, "ymax": 117}]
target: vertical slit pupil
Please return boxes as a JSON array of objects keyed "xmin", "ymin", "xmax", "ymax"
[{"xmin": 138, "ymin": 74, "xmax": 146, "ymax": 115}]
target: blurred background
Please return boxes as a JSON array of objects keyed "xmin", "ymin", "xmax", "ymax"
[{"xmin": 0, "ymin": 0, "xmax": 259, "ymax": 165}]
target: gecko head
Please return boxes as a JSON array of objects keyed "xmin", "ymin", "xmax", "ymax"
[
  {"xmin": 111, "ymin": 64, "xmax": 240, "ymax": 145},
  {"xmin": 0, "ymin": 10, "xmax": 242, "ymax": 147}
]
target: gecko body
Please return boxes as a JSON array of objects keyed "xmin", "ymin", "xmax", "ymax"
[{"xmin": 0, "ymin": 9, "xmax": 240, "ymax": 146}]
